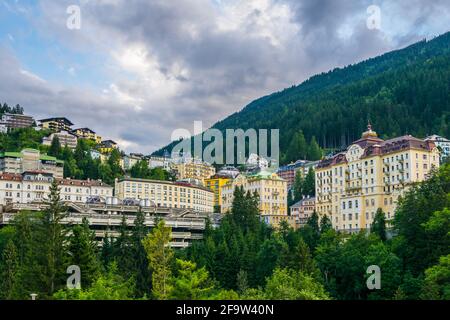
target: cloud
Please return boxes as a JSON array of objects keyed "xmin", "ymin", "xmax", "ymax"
[{"xmin": 0, "ymin": 0, "xmax": 449, "ymax": 154}]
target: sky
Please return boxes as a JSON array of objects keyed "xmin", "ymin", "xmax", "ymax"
[{"xmin": 0, "ymin": 0, "xmax": 449, "ymax": 154}]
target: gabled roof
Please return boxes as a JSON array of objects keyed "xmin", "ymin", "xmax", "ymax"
[
  {"xmin": 101, "ymin": 140, "xmax": 117, "ymax": 146},
  {"xmin": 291, "ymin": 197, "xmax": 316, "ymax": 208},
  {"xmin": 0, "ymin": 173, "xmax": 22, "ymax": 181}
]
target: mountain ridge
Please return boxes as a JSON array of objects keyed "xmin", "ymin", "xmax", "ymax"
[{"xmin": 154, "ymin": 32, "xmax": 450, "ymax": 164}]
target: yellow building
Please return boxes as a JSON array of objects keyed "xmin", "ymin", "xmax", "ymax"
[
  {"xmin": 114, "ymin": 177, "xmax": 214, "ymax": 213},
  {"xmin": 171, "ymin": 159, "xmax": 215, "ymax": 184},
  {"xmin": 72, "ymin": 128, "xmax": 102, "ymax": 144},
  {"xmin": 39, "ymin": 117, "xmax": 73, "ymax": 132},
  {"xmin": 221, "ymin": 170, "xmax": 288, "ymax": 225},
  {"xmin": 99, "ymin": 140, "xmax": 118, "ymax": 154},
  {"xmin": 315, "ymin": 124, "xmax": 440, "ymax": 233},
  {"xmin": 262, "ymin": 214, "xmax": 296, "ymax": 229},
  {"xmin": 204, "ymin": 175, "xmax": 231, "ymax": 212}
]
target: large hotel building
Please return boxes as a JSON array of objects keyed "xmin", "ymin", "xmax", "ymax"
[
  {"xmin": 315, "ymin": 124, "xmax": 440, "ymax": 232},
  {"xmin": 114, "ymin": 178, "xmax": 214, "ymax": 213},
  {"xmin": 0, "ymin": 171, "xmax": 113, "ymax": 205},
  {"xmin": 221, "ymin": 170, "xmax": 288, "ymax": 216}
]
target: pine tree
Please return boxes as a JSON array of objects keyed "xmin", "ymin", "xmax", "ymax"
[
  {"xmin": 108, "ymin": 148, "xmax": 124, "ymax": 178},
  {"xmin": 371, "ymin": 208, "xmax": 387, "ymax": 241},
  {"xmin": 48, "ymin": 136, "xmax": 62, "ymax": 158},
  {"xmin": 285, "ymin": 131, "xmax": 308, "ymax": 163},
  {"xmin": 292, "ymin": 239, "xmax": 320, "ymax": 277},
  {"xmin": 67, "ymin": 218, "xmax": 101, "ymax": 288},
  {"xmin": 169, "ymin": 259, "xmax": 215, "ymax": 300},
  {"xmin": 142, "ymin": 220, "xmax": 174, "ymax": 300},
  {"xmin": 302, "ymin": 168, "xmax": 315, "ymax": 197},
  {"xmin": 236, "ymin": 269, "xmax": 249, "ymax": 293},
  {"xmin": 307, "ymin": 136, "xmax": 323, "ymax": 160},
  {"xmin": 293, "ymin": 171, "xmax": 304, "ymax": 203},
  {"xmin": 113, "ymin": 215, "xmax": 134, "ymax": 278},
  {"xmin": 101, "ymin": 234, "xmax": 114, "ymax": 268},
  {"xmin": 0, "ymin": 240, "xmax": 19, "ymax": 299},
  {"xmin": 132, "ymin": 209, "xmax": 151, "ymax": 297},
  {"xmin": 36, "ymin": 179, "xmax": 69, "ymax": 297},
  {"xmin": 320, "ymin": 215, "xmax": 333, "ymax": 234}
]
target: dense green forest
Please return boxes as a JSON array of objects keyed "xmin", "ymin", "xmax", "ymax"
[
  {"xmin": 1, "ymin": 164, "xmax": 448, "ymax": 300},
  {"xmin": 154, "ymin": 32, "xmax": 450, "ymax": 164}
]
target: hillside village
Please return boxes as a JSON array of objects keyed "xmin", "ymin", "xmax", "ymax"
[{"xmin": 1, "ymin": 104, "xmax": 449, "ymax": 234}]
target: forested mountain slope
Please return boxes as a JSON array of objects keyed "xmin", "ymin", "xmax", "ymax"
[{"xmin": 154, "ymin": 32, "xmax": 450, "ymax": 164}]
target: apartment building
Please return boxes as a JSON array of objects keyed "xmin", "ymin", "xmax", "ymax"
[
  {"xmin": 99, "ymin": 140, "xmax": 118, "ymax": 154},
  {"xmin": 114, "ymin": 177, "xmax": 214, "ymax": 213},
  {"xmin": 72, "ymin": 128, "xmax": 102, "ymax": 144},
  {"xmin": 290, "ymin": 197, "xmax": 316, "ymax": 229},
  {"xmin": 315, "ymin": 124, "xmax": 440, "ymax": 233},
  {"xmin": 147, "ymin": 156, "xmax": 171, "ymax": 170},
  {"xmin": 277, "ymin": 160, "xmax": 319, "ymax": 190},
  {"xmin": 425, "ymin": 134, "xmax": 450, "ymax": 162},
  {"xmin": 0, "ymin": 171, "xmax": 112, "ymax": 205},
  {"xmin": 123, "ymin": 153, "xmax": 144, "ymax": 170},
  {"xmin": 0, "ymin": 149, "xmax": 64, "ymax": 179},
  {"xmin": 58, "ymin": 178, "xmax": 113, "ymax": 202},
  {"xmin": 205, "ymin": 175, "xmax": 231, "ymax": 212},
  {"xmin": 39, "ymin": 117, "xmax": 74, "ymax": 132},
  {"xmin": 221, "ymin": 170, "xmax": 288, "ymax": 217},
  {"xmin": 0, "ymin": 113, "xmax": 34, "ymax": 130},
  {"xmin": 170, "ymin": 158, "xmax": 215, "ymax": 183},
  {"xmin": 42, "ymin": 130, "xmax": 78, "ymax": 150},
  {"xmin": 261, "ymin": 214, "xmax": 295, "ymax": 229},
  {"xmin": 204, "ymin": 166, "xmax": 241, "ymax": 212}
]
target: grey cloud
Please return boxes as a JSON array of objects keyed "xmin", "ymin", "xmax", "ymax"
[{"xmin": 1, "ymin": 0, "xmax": 449, "ymax": 154}]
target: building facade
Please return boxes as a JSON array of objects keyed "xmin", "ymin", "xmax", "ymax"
[
  {"xmin": 290, "ymin": 197, "xmax": 316, "ymax": 229},
  {"xmin": 123, "ymin": 153, "xmax": 144, "ymax": 170},
  {"xmin": 204, "ymin": 175, "xmax": 231, "ymax": 212},
  {"xmin": 114, "ymin": 177, "xmax": 214, "ymax": 213},
  {"xmin": 425, "ymin": 134, "xmax": 450, "ymax": 162},
  {"xmin": 99, "ymin": 140, "xmax": 118, "ymax": 154},
  {"xmin": 72, "ymin": 128, "xmax": 102, "ymax": 144},
  {"xmin": 221, "ymin": 170, "xmax": 288, "ymax": 217},
  {"xmin": 42, "ymin": 130, "xmax": 78, "ymax": 150},
  {"xmin": 0, "ymin": 113, "xmax": 34, "ymax": 130},
  {"xmin": 39, "ymin": 117, "xmax": 74, "ymax": 132},
  {"xmin": 0, "ymin": 171, "xmax": 112, "ymax": 205},
  {"xmin": 0, "ymin": 149, "xmax": 64, "ymax": 179},
  {"xmin": 170, "ymin": 158, "xmax": 216, "ymax": 184},
  {"xmin": 147, "ymin": 156, "xmax": 171, "ymax": 170},
  {"xmin": 277, "ymin": 160, "xmax": 319, "ymax": 190},
  {"xmin": 315, "ymin": 125, "xmax": 440, "ymax": 233}
]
